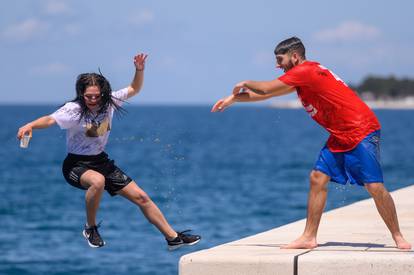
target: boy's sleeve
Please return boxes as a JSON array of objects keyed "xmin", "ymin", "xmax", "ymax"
[
  {"xmin": 111, "ymin": 88, "xmax": 129, "ymax": 106},
  {"xmin": 50, "ymin": 102, "xmax": 81, "ymax": 129}
]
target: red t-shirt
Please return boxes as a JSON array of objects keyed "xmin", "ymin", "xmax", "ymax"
[{"xmin": 278, "ymin": 61, "xmax": 380, "ymax": 152}]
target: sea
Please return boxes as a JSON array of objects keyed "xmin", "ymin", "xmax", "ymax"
[{"xmin": 1, "ymin": 105, "xmax": 414, "ymax": 275}]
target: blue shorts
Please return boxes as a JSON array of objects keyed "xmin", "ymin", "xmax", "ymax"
[{"xmin": 314, "ymin": 130, "xmax": 383, "ymax": 186}]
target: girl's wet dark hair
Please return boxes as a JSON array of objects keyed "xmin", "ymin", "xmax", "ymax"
[
  {"xmin": 274, "ymin": 36, "xmax": 306, "ymax": 59},
  {"xmin": 71, "ymin": 72, "xmax": 126, "ymax": 121}
]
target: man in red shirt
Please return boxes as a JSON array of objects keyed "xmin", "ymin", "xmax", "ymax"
[{"xmin": 211, "ymin": 37, "xmax": 411, "ymax": 250}]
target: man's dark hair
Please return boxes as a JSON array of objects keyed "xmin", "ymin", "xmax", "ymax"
[
  {"xmin": 274, "ymin": 37, "xmax": 306, "ymax": 59},
  {"xmin": 72, "ymin": 72, "xmax": 126, "ymax": 121}
]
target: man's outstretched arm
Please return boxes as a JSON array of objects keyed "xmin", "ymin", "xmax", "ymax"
[
  {"xmin": 233, "ymin": 79, "xmax": 295, "ymax": 96},
  {"xmin": 212, "ymin": 79, "xmax": 295, "ymax": 112}
]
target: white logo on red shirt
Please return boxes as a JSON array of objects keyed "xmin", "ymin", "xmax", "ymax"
[
  {"xmin": 303, "ymin": 103, "xmax": 318, "ymax": 117},
  {"xmin": 318, "ymin": 65, "xmax": 348, "ymax": 87},
  {"xmin": 298, "ymin": 94, "xmax": 318, "ymax": 117}
]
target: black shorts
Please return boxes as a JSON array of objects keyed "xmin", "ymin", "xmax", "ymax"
[{"xmin": 62, "ymin": 152, "xmax": 132, "ymax": 196}]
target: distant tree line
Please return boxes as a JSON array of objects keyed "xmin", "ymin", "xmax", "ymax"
[{"xmin": 350, "ymin": 76, "xmax": 414, "ymax": 99}]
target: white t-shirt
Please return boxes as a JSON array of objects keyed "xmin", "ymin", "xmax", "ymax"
[{"xmin": 50, "ymin": 88, "xmax": 128, "ymax": 155}]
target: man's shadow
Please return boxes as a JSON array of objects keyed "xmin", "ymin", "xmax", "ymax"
[
  {"xmin": 229, "ymin": 242, "xmax": 387, "ymax": 249},
  {"xmin": 318, "ymin": 241, "xmax": 386, "ymax": 248}
]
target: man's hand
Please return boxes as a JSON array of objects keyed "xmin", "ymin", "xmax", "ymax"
[
  {"xmin": 134, "ymin": 53, "xmax": 148, "ymax": 71},
  {"xmin": 232, "ymin": 81, "xmax": 247, "ymax": 95},
  {"xmin": 211, "ymin": 95, "xmax": 235, "ymax": 112}
]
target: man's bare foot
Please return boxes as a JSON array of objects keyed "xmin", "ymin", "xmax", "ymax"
[
  {"xmin": 281, "ymin": 236, "xmax": 317, "ymax": 249},
  {"xmin": 394, "ymin": 235, "xmax": 412, "ymax": 250}
]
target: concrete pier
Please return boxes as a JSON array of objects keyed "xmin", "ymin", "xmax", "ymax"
[{"xmin": 180, "ymin": 185, "xmax": 414, "ymax": 275}]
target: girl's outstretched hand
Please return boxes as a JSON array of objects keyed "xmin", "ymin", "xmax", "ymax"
[
  {"xmin": 134, "ymin": 53, "xmax": 148, "ymax": 71},
  {"xmin": 17, "ymin": 124, "xmax": 32, "ymax": 139}
]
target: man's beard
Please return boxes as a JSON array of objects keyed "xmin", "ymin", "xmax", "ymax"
[{"xmin": 284, "ymin": 61, "xmax": 295, "ymax": 72}]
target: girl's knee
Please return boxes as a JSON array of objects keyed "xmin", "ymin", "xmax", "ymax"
[
  {"xmin": 84, "ymin": 173, "xmax": 105, "ymax": 190},
  {"xmin": 134, "ymin": 193, "xmax": 151, "ymax": 206}
]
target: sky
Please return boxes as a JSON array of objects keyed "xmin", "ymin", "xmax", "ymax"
[{"xmin": 1, "ymin": 0, "xmax": 413, "ymax": 105}]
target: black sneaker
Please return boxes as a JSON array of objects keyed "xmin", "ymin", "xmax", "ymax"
[
  {"xmin": 167, "ymin": 230, "xmax": 201, "ymax": 251},
  {"xmin": 82, "ymin": 224, "xmax": 105, "ymax": 248}
]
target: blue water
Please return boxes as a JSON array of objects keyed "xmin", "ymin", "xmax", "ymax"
[{"xmin": 1, "ymin": 105, "xmax": 414, "ymax": 274}]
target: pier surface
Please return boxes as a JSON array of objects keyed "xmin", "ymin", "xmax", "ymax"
[{"xmin": 180, "ymin": 185, "xmax": 414, "ymax": 275}]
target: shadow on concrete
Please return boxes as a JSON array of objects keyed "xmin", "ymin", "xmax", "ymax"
[
  {"xmin": 318, "ymin": 241, "xmax": 386, "ymax": 248},
  {"xmin": 228, "ymin": 242, "xmax": 387, "ymax": 249},
  {"xmin": 228, "ymin": 244, "xmax": 283, "ymax": 248}
]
